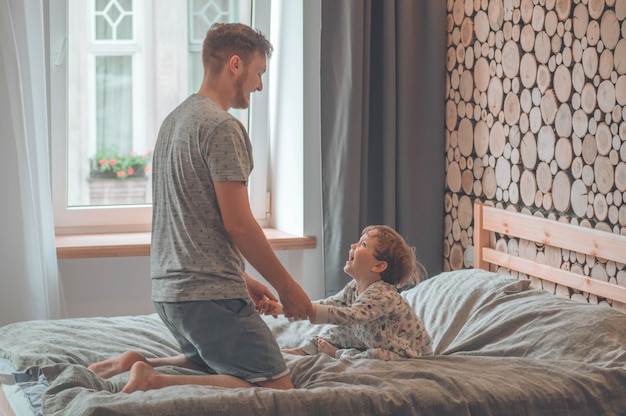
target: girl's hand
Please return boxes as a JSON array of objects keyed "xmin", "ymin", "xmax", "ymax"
[{"xmin": 257, "ymin": 298, "xmax": 284, "ymax": 318}]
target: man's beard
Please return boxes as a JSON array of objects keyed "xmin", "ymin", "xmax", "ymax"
[{"xmin": 232, "ymin": 70, "xmax": 250, "ymax": 109}]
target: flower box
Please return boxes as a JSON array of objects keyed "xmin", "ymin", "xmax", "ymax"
[
  {"xmin": 89, "ymin": 159, "xmax": 147, "ymax": 179},
  {"xmin": 88, "ymin": 176, "xmax": 150, "ymax": 205},
  {"xmin": 88, "ymin": 147, "xmax": 152, "ymax": 205},
  {"xmin": 90, "ymin": 147, "xmax": 152, "ymax": 180}
]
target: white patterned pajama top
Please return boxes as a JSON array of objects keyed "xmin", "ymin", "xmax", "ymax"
[{"xmin": 301, "ymin": 280, "xmax": 433, "ymax": 360}]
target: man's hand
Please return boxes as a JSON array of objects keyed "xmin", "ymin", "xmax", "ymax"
[
  {"xmin": 244, "ymin": 273, "xmax": 278, "ymax": 307},
  {"xmin": 279, "ymin": 281, "xmax": 314, "ymax": 321}
]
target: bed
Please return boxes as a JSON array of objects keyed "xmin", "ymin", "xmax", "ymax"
[{"xmin": 2, "ymin": 202, "xmax": 626, "ymax": 416}]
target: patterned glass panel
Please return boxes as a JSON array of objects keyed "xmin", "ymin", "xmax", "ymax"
[
  {"xmin": 190, "ymin": 0, "xmax": 231, "ymax": 43},
  {"xmin": 94, "ymin": 0, "xmax": 134, "ymax": 41}
]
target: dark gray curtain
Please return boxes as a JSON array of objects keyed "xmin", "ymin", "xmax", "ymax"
[{"xmin": 320, "ymin": 0, "xmax": 447, "ymax": 295}]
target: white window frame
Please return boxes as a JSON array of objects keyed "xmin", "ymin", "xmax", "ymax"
[
  {"xmin": 247, "ymin": 0, "xmax": 271, "ymax": 223},
  {"xmin": 50, "ymin": 0, "xmax": 271, "ymax": 234}
]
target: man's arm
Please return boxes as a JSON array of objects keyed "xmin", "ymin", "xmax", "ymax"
[{"xmin": 214, "ymin": 180, "xmax": 313, "ymax": 319}]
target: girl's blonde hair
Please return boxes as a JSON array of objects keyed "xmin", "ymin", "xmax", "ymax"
[{"xmin": 362, "ymin": 225, "xmax": 427, "ymax": 291}]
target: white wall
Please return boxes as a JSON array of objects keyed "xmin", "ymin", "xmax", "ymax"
[
  {"xmin": 58, "ymin": 257, "xmax": 153, "ymax": 317},
  {"xmin": 56, "ymin": 0, "xmax": 324, "ymax": 319}
]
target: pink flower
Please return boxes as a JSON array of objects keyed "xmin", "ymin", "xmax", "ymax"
[
  {"xmin": 116, "ymin": 171, "xmax": 125, "ymax": 177},
  {"xmin": 127, "ymin": 168, "xmax": 135, "ymax": 176},
  {"xmin": 99, "ymin": 159, "xmax": 108, "ymax": 166}
]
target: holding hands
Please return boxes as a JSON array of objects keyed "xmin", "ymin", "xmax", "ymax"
[
  {"xmin": 256, "ymin": 298, "xmax": 284, "ymax": 317},
  {"xmin": 245, "ymin": 273, "xmax": 314, "ymax": 320},
  {"xmin": 257, "ymin": 298, "xmax": 315, "ymax": 322}
]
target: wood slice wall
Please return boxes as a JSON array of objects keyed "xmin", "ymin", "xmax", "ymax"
[{"xmin": 443, "ymin": 0, "xmax": 626, "ymax": 309}]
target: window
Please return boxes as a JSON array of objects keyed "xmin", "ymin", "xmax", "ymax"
[{"xmin": 50, "ymin": 0, "xmax": 270, "ymax": 232}]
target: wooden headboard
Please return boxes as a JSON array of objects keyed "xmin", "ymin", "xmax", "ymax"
[{"xmin": 473, "ymin": 202, "xmax": 626, "ymax": 305}]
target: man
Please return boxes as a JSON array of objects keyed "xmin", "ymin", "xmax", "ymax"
[{"xmin": 88, "ymin": 23, "xmax": 313, "ymax": 392}]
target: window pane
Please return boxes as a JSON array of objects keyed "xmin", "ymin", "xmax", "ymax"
[
  {"xmin": 117, "ymin": 15, "xmax": 133, "ymax": 39},
  {"xmin": 95, "ymin": 16, "xmax": 113, "ymax": 40},
  {"xmin": 67, "ymin": 0, "xmax": 147, "ymax": 208},
  {"xmin": 95, "ymin": 56, "xmax": 133, "ymax": 152},
  {"xmin": 118, "ymin": 0, "xmax": 133, "ymax": 11},
  {"xmin": 188, "ymin": 50, "xmax": 203, "ymax": 95},
  {"xmin": 95, "ymin": 0, "xmax": 108, "ymax": 12}
]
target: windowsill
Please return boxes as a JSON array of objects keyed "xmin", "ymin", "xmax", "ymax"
[{"xmin": 56, "ymin": 229, "xmax": 316, "ymax": 259}]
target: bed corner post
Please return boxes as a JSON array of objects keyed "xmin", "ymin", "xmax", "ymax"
[{"xmin": 473, "ymin": 202, "xmax": 489, "ymax": 271}]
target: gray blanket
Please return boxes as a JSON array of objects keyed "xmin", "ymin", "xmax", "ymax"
[{"xmin": 2, "ymin": 269, "xmax": 626, "ymax": 416}]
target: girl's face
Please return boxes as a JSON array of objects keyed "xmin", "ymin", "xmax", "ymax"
[{"xmin": 344, "ymin": 231, "xmax": 382, "ymax": 279}]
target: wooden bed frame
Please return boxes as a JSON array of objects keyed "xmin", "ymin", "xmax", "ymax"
[{"xmin": 473, "ymin": 202, "xmax": 626, "ymax": 304}]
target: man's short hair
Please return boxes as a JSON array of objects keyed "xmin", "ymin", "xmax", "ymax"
[{"xmin": 202, "ymin": 23, "xmax": 273, "ymax": 75}]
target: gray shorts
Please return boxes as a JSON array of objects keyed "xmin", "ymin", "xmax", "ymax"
[{"xmin": 153, "ymin": 299, "xmax": 289, "ymax": 384}]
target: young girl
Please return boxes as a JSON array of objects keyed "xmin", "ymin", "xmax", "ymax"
[{"xmin": 261, "ymin": 225, "xmax": 433, "ymax": 360}]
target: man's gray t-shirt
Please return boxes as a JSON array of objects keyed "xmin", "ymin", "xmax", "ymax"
[{"xmin": 151, "ymin": 94, "xmax": 253, "ymax": 302}]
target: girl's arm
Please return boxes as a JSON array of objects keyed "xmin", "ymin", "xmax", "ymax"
[{"xmin": 316, "ymin": 286, "xmax": 398, "ymax": 325}]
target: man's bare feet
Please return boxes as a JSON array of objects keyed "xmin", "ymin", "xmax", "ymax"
[
  {"xmin": 88, "ymin": 351, "xmax": 147, "ymax": 379},
  {"xmin": 316, "ymin": 339, "xmax": 338, "ymax": 357},
  {"xmin": 122, "ymin": 361, "xmax": 257, "ymax": 392},
  {"xmin": 121, "ymin": 361, "xmax": 161, "ymax": 393},
  {"xmin": 281, "ymin": 348, "xmax": 307, "ymax": 356}
]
